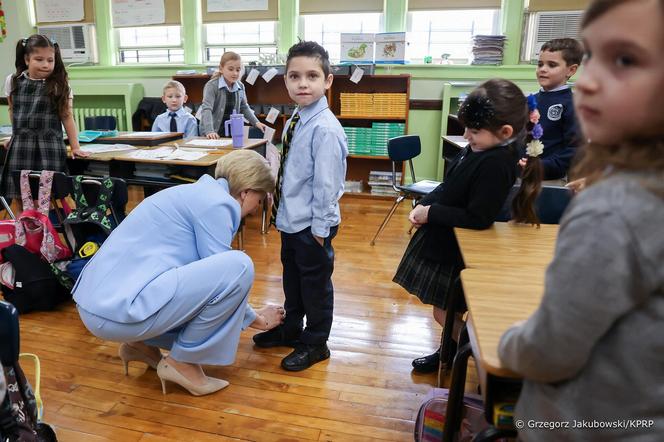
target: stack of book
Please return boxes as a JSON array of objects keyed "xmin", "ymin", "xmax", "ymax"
[
  {"xmin": 340, "ymin": 93, "xmax": 408, "ymax": 118},
  {"xmin": 368, "ymin": 170, "xmax": 401, "ymax": 197},
  {"xmin": 470, "ymin": 35, "xmax": 506, "ymax": 65}
]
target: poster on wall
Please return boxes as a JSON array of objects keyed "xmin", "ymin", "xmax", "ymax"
[
  {"xmin": 0, "ymin": 2, "xmax": 6, "ymax": 43},
  {"xmin": 35, "ymin": 0, "xmax": 84, "ymax": 23},
  {"xmin": 207, "ymin": 0, "xmax": 268, "ymax": 12},
  {"xmin": 112, "ymin": 0, "xmax": 165, "ymax": 27}
]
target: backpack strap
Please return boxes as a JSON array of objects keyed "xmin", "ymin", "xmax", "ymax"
[
  {"xmin": 19, "ymin": 170, "xmax": 35, "ymax": 212},
  {"xmin": 66, "ymin": 176, "xmax": 115, "ymax": 235},
  {"xmin": 35, "ymin": 171, "xmax": 54, "ymax": 216}
]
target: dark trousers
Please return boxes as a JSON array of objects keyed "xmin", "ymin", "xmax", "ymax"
[{"xmin": 280, "ymin": 225, "xmax": 338, "ymax": 345}]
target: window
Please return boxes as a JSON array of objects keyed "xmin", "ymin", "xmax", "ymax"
[
  {"xmin": 117, "ymin": 25, "xmax": 184, "ymax": 64},
  {"xmin": 204, "ymin": 21, "xmax": 278, "ymax": 64},
  {"xmin": 302, "ymin": 13, "xmax": 383, "ymax": 62},
  {"xmin": 407, "ymin": 9, "xmax": 499, "ymax": 63}
]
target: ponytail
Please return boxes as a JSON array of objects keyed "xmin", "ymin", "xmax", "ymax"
[{"xmin": 511, "ymin": 95, "xmax": 545, "ymax": 225}]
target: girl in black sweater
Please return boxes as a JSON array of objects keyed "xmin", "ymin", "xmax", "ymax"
[{"xmin": 394, "ymin": 78, "xmax": 539, "ymax": 373}]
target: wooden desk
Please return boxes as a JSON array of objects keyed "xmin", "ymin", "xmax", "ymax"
[
  {"xmin": 94, "ymin": 131, "xmax": 183, "ymax": 146},
  {"xmin": 455, "ymin": 222, "xmax": 558, "ymax": 270},
  {"xmin": 442, "ymin": 135, "xmax": 468, "ymax": 150}
]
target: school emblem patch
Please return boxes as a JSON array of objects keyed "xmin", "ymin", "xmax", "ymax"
[{"xmin": 547, "ymin": 104, "xmax": 563, "ymax": 121}]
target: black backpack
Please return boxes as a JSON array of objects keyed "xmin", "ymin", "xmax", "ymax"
[{"xmin": 0, "ymin": 245, "xmax": 71, "ymax": 314}]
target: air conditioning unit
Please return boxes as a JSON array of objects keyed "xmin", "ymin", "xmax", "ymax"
[
  {"xmin": 36, "ymin": 24, "xmax": 97, "ymax": 64},
  {"xmin": 521, "ymin": 11, "xmax": 583, "ymax": 63}
]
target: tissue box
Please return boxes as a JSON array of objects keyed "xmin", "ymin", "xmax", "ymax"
[
  {"xmin": 375, "ymin": 32, "xmax": 406, "ymax": 64},
  {"xmin": 340, "ymin": 33, "xmax": 375, "ymax": 64}
]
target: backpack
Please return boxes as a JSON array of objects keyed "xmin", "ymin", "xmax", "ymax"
[
  {"xmin": 15, "ymin": 171, "xmax": 71, "ymax": 263},
  {"xmin": 0, "ymin": 301, "xmax": 57, "ymax": 442},
  {"xmin": 414, "ymin": 388, "xmax": 490, "ymax": 442},
  {"xmin": 0, "ymin": 245, "xmax": 71, "ymax": 314}
]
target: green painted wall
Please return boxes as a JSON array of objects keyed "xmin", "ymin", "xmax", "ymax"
[{"xmin": 0, "ymin": 0, "xmax": 582, "ymax": 178}]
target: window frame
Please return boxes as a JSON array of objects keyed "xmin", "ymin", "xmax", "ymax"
[
  {"xmin": 203, "ymin": 21, "xmax": 279, "ymax": 65},
  {"xmin": 115, "ymin": 25, "xmax": 184, "ymax": 65}
]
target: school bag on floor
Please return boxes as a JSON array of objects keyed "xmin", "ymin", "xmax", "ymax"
[
  {"xmin": 15, "ymin": 170, "xmax": 71, "ymax": 263},
  {"xmin": 0, "ymin": 300, "xmax": 58, "ymax": 442},
  {"xmin": 414, "ymin": 388, "xmax": 491, "ymax": 442}
]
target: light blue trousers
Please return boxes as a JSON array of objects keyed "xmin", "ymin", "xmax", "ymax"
[{"xmin": 78, "ymin": 250, "xmax": 255, "ymax": 365}]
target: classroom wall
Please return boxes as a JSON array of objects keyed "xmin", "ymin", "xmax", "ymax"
[{"xmin": 0, "ymin": 0, "xmax": 586, "ymax": 179}]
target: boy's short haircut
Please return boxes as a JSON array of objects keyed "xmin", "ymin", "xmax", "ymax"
[
  {"xmin": 162, "ymin": 80, "xmax": 186, "ymax": 96},
  {"xmin": 286, "ymin": 41, "xmax": 331, "ymax": 77},
  {"xmin": 540, "ymin": 38, "xmax": 584, "ymax": 66}
]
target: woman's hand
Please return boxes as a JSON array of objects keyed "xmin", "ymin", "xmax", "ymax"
[
  {"xmin": 255, "ymin": 122, "xmax": 267, "ymax": 133},
  {"xmin": 206, "ymin": 132, "xmax": 220, "ymax": 140},
  {"xmin": 408, "ymin": 205, "xmax": 430, "ymax": 226},
  {"xmin": 251, "ymin": 305, "xmax": 285, "ymax": 331},
  {"xmin": 71, "ymin": 148, "xmax": 91, "ymax": 158}
]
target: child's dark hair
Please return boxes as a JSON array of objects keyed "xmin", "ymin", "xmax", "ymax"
[
  {"xmin": 458, "ymin": 79, "xmax": 528, "ymax": 138},
  {"xmin": 540, "ymin": 38, "xmax": 584, "ymax": 66},
  {"xmin": 511, "ymin": 126, "xmax": 544, "ymax": 225},
  {"xmin": 286, "ymin": 40, "xmax": 331, "ymax": 77},
  {"xmin": 13, "ymin": 34, "xmax": 70, "ymax": 119}
]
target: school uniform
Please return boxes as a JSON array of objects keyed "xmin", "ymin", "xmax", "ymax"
[
  {"xmin": 73, "ymin": 175, "xmax": 257, "ymax": 365},
  {"xmin": 0, "ymin": 73, "xmax": 70, "ymax": 199},
  {"xmin": 199, "ymin": 76, "xmax": 259, "ymax": 136},
  {"xmin": 394, "ymin": 142, "xmax": 519, "ymax": 309},
  {"xmin": 275, "ymin": 95, "xmax": 348, "ymax": 345},
  {"xmin": 536, "ymin": 85, "xmax": 580, "ymax": 181},
  {"xmin": 499, "ymin": 172, "xmax": 664, "ymax": 441},
  {"xmin": 151, "ymin": 107, "xmax": 198, "ymax": 138}
]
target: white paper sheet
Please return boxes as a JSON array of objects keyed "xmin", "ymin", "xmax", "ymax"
[
  {"xmin": 265, "ymin": 107, "xmax": 280, "ymax": 124},
  {"xmin": 112, "ymin": 0, "xmax": 165, "ymax": 27},
  {"xmin": 350, "ymin": 67, "xmax": 365, "ymax": 84},
  {"xmin": 185, "ymin": 139, "xmax": 233, "ymax": 147},
  {"xmin": 125, "ymin": 147, "xmax": 175, "ymax": 160},
  {"xmin": 35, "ymin": 0, "xmax": 84, "ymax": 22},
  {"xmin": 263, "ymin": 126, "xmax": 276, "ymax": 143},
  {"xmin": 262, "ymin": 67, "xmax": 278, "ymax": 83},
  {"xmin": 80, "ymin": 143, "xmax": 136, "ymax": 153},
  {"xmin": 163, "ymin": 150, "xmax": 208, "ymax": 161},
  {"xmin": 116, "ymin": 131, "xmax": 169, "ymax": 138},
  {"xmin": 245, "ymin": 68, "xmax": 260, "ymax": 85}
]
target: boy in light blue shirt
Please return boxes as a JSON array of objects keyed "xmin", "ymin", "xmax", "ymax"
[
  {"xmin": 253, "ymin": 41, "xmax": 348, "ymax": 372},
  {"xmin": 152, "ymin": 80, "xmax": 198, "ymax": 138}
]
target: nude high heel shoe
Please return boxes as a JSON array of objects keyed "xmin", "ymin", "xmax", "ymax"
[
  {"xmin": 156, "ymin": 359, "xmax": 229, "ymax": 396},
  {"xmin": 118, "ymin": 343, "xmax": 161, "ymax": 375}
]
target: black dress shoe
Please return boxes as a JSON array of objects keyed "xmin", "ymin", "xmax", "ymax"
[
  {"xmin": 253, "ymin": 325, "xmax": 300, "ymax": 348},
  {"xmin": 281, "ymin": 343, "xmax": 330, "ymax": 371},
  {"xmin": 412, "ymin": 347, "xmax": 441, "ymax": 373}
]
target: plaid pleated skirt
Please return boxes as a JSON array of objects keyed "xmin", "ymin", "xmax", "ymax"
[{"xmin": 393, "ymin": 228, "xmax": 462, "ymax": 310}]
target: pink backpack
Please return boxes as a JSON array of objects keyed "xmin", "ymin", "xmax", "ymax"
[{"xmin": 14, "ymin": 170, "xmax": 71, "ymax": 263}]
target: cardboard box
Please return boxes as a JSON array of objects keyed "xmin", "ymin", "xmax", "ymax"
[
  {"xmin": 374, "ymin": 32, "xmax": 406, "ymax": 64},
  {"xmin": 340, "ymin": 33, "xmax": 375, "ymax": 64}
]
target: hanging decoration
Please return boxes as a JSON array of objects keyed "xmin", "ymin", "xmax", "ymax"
[{"xmin": 0, "ymin": 2, "xmax": 6, "ymax": 43}]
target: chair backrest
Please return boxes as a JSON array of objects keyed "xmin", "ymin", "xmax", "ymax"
[
  {"xmin": 84, "ymin": 116, "xmax": 117, "ymax": 131},
  {"xmin": 248, "ymin": 127, "xmax": 263, "ymax": 139},
  {"xmin": 388, "ymin": 135, "xmax": 421, "ymax": 186},
  {"xmin": 495, "ymin": 184, "xmax": 572, "ymax": 224},
  {"xmin": 11, "ymin": 170, "xmax": 70, "ymax": 202}
]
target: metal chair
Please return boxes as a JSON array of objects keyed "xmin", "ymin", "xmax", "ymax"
[{"xmin": 369, "ymin": 135, "xmax": 441, "ymax": 245}]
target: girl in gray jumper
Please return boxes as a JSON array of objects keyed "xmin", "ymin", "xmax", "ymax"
[
  {"xmin": 499, "ymin": 0, "xmax": 664, "ymax": 440},
  {"xmin": 200, "ymin": 51, "xmax": 266, "ymax": 139}
]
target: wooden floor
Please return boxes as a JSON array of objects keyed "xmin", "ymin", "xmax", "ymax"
[{"xmin": 14, "ymin": 191, "xmax": 476, "ymax": 441}]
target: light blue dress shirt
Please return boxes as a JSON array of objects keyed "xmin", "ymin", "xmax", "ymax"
[
  {"xmin": 72, "ymin": 175, "xmax": 256, "ymax": 327},
  {"xmin": 151, "ymin": 107, "xmax": 198, "ymax": 138},
  {"xmin": 275, "ymin": 95, "xmax": 348, "ymax": 238}
]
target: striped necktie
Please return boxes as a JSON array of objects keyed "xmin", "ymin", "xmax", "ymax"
[{"xmin": 270, "ymin": 112, "xmax": 300, "ymax": 226}]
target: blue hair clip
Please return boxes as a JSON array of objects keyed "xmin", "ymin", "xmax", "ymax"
[{"xmin": 527, "ymin": 94, "xmax": 538, "ymax": 112}]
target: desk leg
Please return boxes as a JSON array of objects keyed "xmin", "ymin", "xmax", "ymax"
[
  {"xmin": 261, "ymin": 196, "xmax": 268, "ymax": 234},
  {"xmin": 442, "ymin": 325, "xmax": 471, "ymax": 442},
  {"xmin": 439, "ymin": 276, "xmax": 463, "ymax": 381}
]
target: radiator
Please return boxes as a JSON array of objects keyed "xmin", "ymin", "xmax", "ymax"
[{"xmin": 73, "ymin": 107, "xmax": 127, "ymax": 131}]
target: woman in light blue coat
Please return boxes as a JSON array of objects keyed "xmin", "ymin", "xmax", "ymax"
[{"xmin": 73, "ymin": 149, "xmax": 282, "ymax": 396}]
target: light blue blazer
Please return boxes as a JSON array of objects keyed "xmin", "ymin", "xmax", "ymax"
[{"xmin": 73, "ymin": 175, "xmax": 244, "ymax": 323}]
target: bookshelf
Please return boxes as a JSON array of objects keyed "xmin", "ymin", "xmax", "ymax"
[{"xmin": 174, "ymin": 73, "xmax": 411, "ymax": 199}]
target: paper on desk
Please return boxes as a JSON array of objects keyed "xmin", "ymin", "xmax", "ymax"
[
  {"xmin": 185, "ymin": 139, "xmax": 233, "ymax": 147},
  {"xmin": 245, "ymin": 68, "xmax": 260, "ymax": 85},
  {"xmin": 80, "ymin": 143, "xmax": 136, "ymax": 153},
  {"xmin": 163, "ymin": 150, "xmax": 208, "ymax": 161},
  {"xmin": 125, "ymin": 147, "xmax": 175, "ymax": 159},
  {"xmin": 262, "ymin": 67, "xmax": 278, "ymax": 83},
  {"xmin": 265, "ymin": 107, "xmax": 280, "ymax": 124},
  {"xmin": 116, "ymin": 131, "xmax": 167, "ymax": 137},
  {"xmin": 263, "ymin": 126, "xmax": 276, "ymax": 142},
  {"xmin": 350, "ymin": 67, "xmax": 364, "ymax": 84}
]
